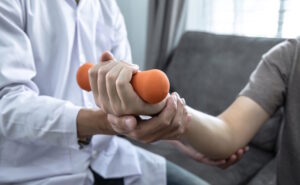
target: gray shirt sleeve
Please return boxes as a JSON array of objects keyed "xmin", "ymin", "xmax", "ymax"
[{"xmin": 239, "ymin": 39, "xmax": 297, "ymax": 115}]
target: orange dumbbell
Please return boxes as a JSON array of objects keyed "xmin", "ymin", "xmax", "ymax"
[{"xmin": 76, "ymin": 63, "xmax": 170, "ymax": 104}]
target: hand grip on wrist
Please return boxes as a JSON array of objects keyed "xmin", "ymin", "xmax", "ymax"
[{"xmin": 76, "ymin": 63, "xmax": 170, "ymax": 104}]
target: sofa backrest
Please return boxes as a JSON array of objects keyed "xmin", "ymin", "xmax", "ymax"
[{"xmin": 165, "ymin": 31, "xmax": 284, "ymax": 153}]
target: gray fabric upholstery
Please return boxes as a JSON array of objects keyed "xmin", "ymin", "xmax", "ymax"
[
  {"xmin": 247, "ymin": 158, "xmax": 277, "ymax": 185},
  {"xmin": 139, "ymin": 31, "xmax": 284, "ymax": 185}
]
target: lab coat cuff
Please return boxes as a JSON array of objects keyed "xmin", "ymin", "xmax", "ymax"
[{"xmin": 62, "ymin": 102, "xmax": 82, "ymax": 150}]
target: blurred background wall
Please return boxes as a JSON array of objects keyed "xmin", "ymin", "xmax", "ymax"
[
  {"xmin": 117, "ymin": 0, "xmax": 300, "ymax": 69},
  {"xmin": 116, "ymin": 0, "xmax": 148, "ymax": 69}
]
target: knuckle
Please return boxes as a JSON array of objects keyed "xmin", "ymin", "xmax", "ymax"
[
  {"xmin": 116, "ymin": 78, "xmax": 126, "ymax": 88},
  {"xmin": 98, "ymin": 68, "xmax": 108, "ymax": 77},
  {"xmin": 106, "ymin": 72, "xmax": 117, "ymax": 82}
]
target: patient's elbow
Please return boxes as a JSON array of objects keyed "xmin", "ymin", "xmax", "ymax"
[{"xmin": 202, "ymin": 131, "xmax": 240, "ymax": 160}]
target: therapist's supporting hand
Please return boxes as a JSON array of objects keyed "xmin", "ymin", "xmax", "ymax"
[
  {"xmin": 76, "ymin": 108, "xmax": 138, "ymax": 139},
  {"xmin": 107, "ymin": 92, "xmax": 190, "ymax": 143},
  {"xmin": 88, "ymin": 51, "xmax": 167, "ymax": 116},
  {"xmin": 169, "ymin": 140, "xmax": 249, "ymax": 169}
]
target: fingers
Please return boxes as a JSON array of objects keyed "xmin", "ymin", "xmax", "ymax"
[
  {"xmin": 89, "ymin": 63, "xmax": 113, "ymax": 107},
  {"xmin": 95, "ymin": 58, "xmax": 138, "ymax": 114},
  {"xmin": 141, "ymin": 95, "xmax": 178, "ymax": 141},
  {"xmin": 127, "ymin": 95, "xmax": 178, "ymax": 143},
  {"xmin": 142, "ymin": 97, "xmax": 168, "ymax": 116},
  {"xmin": 219, "ymin": 155, "xmax": 237, "ymax": 169},
  {"xmin": 129, "ymin": 93, "xmax": 189, "ymax": 143},
  {"xmin": 157, "ymin": 94, "xmax": 178, "ymax": 126},
  {"xmin": 106, "ymin": 65, "xmax": 124, "ymax": 114},
  {"xmin": 201, "ymin": 158, "xmax": 226, "ymax": 166},
  {"xmin": 103, "ymin": 62, "xmax": 138, "ymax": 114},
  {"xmin": 234, "ymin": 146, "xmax": 249, "ymax": 161},
  {"xmin": 218, "ymin": 146, "xmax": 249, "ymax": 169},
  {"xmin": 104, "ymin": 91, "xmax": 187, "ymax": 144},
  {"xmin": 92, "ymin": 51, "xmax": 165, "ymax": 116},
  {"xmin": 163, "ymin": 93, "xmax": 190, "ymax": 140},
  {"xmin": 90, "ymin": 51, "xmax": 115, "ymax": 106},
  {"xmin": 170, "ymin": 93, "xmax": 185, "ymax": 137},
  {"xmin": 107, "ymin": 114, "xmax": 137, "ymax": 134},
  {"xmin": 97, "ymin": 62, "xmax": 119, "ymax": 112},
  {"xmin": 116, "ymin": 67, "xmax": 140, "ymax": 113}
]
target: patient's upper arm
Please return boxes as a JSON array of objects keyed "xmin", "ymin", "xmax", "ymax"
[{"xmin": 219, "ymin": 96, "xmax": 270, "ymax": 149}]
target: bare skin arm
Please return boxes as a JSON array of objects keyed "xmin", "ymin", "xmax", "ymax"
[{"xmin": 183, "ymin": 96, "xmax": 270, "ymax": 159}]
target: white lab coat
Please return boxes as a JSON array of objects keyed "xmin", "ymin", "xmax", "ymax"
[{"xmin": 0, "ymin": 0, "xmax": 166, "ymax": 185}]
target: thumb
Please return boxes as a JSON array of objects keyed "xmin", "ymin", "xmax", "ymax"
[
  {"xmin": 100, "ymin": 51, "xmax": 115, "ymax": 62},
  {"xmin": 107, "ymin": 114, "xmax": 137, "ymax": 134}
]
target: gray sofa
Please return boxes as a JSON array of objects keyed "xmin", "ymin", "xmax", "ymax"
[{"xmin": 137, "ymin": 31, "xmax": 285, "ymax": 185}]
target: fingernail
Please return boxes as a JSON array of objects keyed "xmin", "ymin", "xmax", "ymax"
[
  {"xmin": 172, "ymin": 95, "xmax": 178, "ymax": 107},
  {"xmin": 175, "ymin": 92, "xmax": 180, "ymax": 99},
  {"xmin": 172, "ymin": 94, "xmax": 177, "ymax": 102},
  {"xmin": 181, "ymin": 98, "xmax": 186, "ymax": 105}
]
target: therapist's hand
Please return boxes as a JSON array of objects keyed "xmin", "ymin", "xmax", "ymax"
[
  {"xmin": 88, "ymin": 51, "xmax": 167, "ymax": 116},
  {"xmin": 76, "ymin": 108, "xmax": 138, "ymax": 139},
  {"xmin": 107, "ymin": 92, "xmax": 191, "ymax": 143}
]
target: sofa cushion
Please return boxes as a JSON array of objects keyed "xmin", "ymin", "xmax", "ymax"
[
  {"xmin": 165, "ymin": 31, "xmax": 284, "ymax": 152},
  {"xmin": 247, "ymin": 158, "xmax": 276, "ymax": 185}
]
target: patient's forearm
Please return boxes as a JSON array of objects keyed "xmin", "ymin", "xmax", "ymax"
[
  {"xmin": 183, "ymin": 107, "xmax": 237, "ymax": 159},
  {"xmin": 182, "ymin": 97, "xmax": 269, "ymax": 159}
]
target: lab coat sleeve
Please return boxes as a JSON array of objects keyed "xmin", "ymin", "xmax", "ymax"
[
  {"xmin": 0, "ymin": 0, "xmax": 80, "ymax": 149},
  {"xmin": 109, "ymin": 0, "xmax": 133, "ymax": 64}
]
